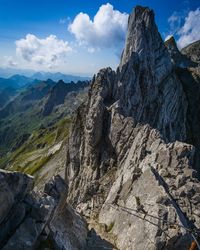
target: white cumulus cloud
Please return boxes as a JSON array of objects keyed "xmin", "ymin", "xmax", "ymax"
[
  {"xmin": 68, "ymin": 3, "xmax": 128, "ymax": 49},
  {"xmin": 177, "ymin": 8, "xmax": 200, "ymax": 48},
  {"xmin": 15, "ymin": 34, "xmax": 72, "ymax": 68}
]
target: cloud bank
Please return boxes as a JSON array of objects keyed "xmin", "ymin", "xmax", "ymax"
[
  {"xmin": 68, "ymin": 3, "xmax": 128, "ymax": 49},
  {"xmin": 15, "ymin": 34, "xmax": 72, "ymax": 68},
  {"xmin": 167, "ymin": 7, "xmax": 200, "ymax": 48},
  {"xmin": 177, "ymin": 8, "xmax": 200, "ymax": 48}
]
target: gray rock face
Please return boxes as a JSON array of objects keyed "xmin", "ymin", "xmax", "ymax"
[
  {"xmin": 99, "ymin": 125, "xmax": 200, "ymax": 249},
  {"xmin": 0, "ymin": 170, "xmax": 88, "ymax": 250},
  {"xmin": 44, "ymin": 174, "xmax": 68, "ymax": 201},
  {"xmin": 66, "ymin": 67, "xmax": 117, "ymax": 204},
  {"xmin": 175, "ymin": 66, "xmax": 200, "ymax": 172},
  {"xmin": 44, "ymin": 175, "xmax": 87, "ymax": 250},
  {"xmin": 120, "ymin": 6, "xmax": 172, "ymax": 85},
  {"xmin": 65, "ymin": 5, "xmax": 200, "ymax": 250},
  {"xmin": 165, "ymin": 36, "xmax": 197, "ymax": 68},
  {"xmin": 0, "ymin": 169, "xmax": 33, "ymax": 225},
  {"xmin": 48, "ymin": 201, "xmax": 88, "ymax": 250},
  {"xmin": 0, "ymin": 169, "xmax": 55, "ymax": 250},
  {"xmin": 181, "ymin": 40, "xmax": 200, "ymax": 65}
]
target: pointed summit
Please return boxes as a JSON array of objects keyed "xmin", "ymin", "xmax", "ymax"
[
  {"xmin": 165, "ymin": 36, "xmax": 197, "ymax": 67},
  {"xmin": 115, "ymin": 7, "xmax": 187, "ymax": 141},
  {"xmin": 120, "ymin": 6, "xmax": 172, "ymax": 84}
]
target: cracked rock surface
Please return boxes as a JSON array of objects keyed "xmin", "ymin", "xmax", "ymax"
[{"xmin": 0, "ymin": 170, "xmax": 88, "ymax": 250}]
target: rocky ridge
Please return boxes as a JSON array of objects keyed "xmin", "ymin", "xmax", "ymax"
[{"xmin": 65, "ymin": 6, "xmax": 200, "ymax": 250}]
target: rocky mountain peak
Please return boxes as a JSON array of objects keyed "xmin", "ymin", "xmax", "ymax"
[
  {"xmin": 165, "ymin": 36, "xmax": 197, "ymax": 68},
  {"xmin": 115, "ymin": 7, "xmax": 187, "ymax": 142},
  {"xmin": 120, "ymin": 6, "xmax": 172, "ymax": 85},
  {"xmin": 164, "ymin": 36, "xmax": 180, "ymax": 59},
  {"xmin": 1, "ymin": 5, "xmax": 200, "ymax": 250},
  {"xmin": 120, "ymin": 6, "xmax": 154, "ymax": 65},
  {"xmin": 56, "ymin": 79, "xmax": 66, "ymax": 87},
  {"xmin": 42, "ymin": 80, "xmax": 88, "ymax": 116},
  {"xmin": 65, "ymin": 5, "xmax": 200, "ymax": 250}
]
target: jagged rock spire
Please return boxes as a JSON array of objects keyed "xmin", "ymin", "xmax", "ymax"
[
  {"xmin": 165, "ymin": 36, "xmax": 197, "ymax": 67},
  {"xmin": 65, "ymin": 5, "xmax": 200, "ymax": 250},
  {"xmin": 116, "ymin": 6, "xmax": 187, "ymax": 142},
  {"xmin": 120, "ymin": 6, "xmax": 172, "ymax": 85}
]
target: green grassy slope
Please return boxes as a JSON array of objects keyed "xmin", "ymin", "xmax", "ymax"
[
  {"xmin": 0, "ymin": 80, "xmax": 88, "ymax": 186},
  {"xmin": 0, "ymin": 117, "xmax": 71, "ymax": 175}
]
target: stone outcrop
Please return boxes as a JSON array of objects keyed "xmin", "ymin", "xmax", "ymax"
[
  {"xmin": 44, "ymin": 175, "xmax": 88, "ymax": 250},
  {"xmin": 175, "ymin": 66, "xmax": 200, "ymax": 172},
  {"xmin": 165, "ymin": 36, "xmax": 197, "ymax": 68},
  {"xmin": 181, "ymin": 40, "xmax": 200, "ymax": 65},
  {"xmin": 65, "ymin": 6, "xmax": 200, "ymax": 250},
  {"xmin": 0, "ymin": 169, "xmax": 55, "ymax": 249},
  {"xmin": 0, "ymin": 170, "xmax": 88, "ymax": 250}
]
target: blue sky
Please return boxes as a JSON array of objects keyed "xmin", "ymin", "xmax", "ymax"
[{"xmin": 0, "ymin": 0, "xmax": 199, "ymax": 76}]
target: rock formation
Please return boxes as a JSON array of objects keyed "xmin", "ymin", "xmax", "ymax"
[
  {"xmin": 165, "ymin": 36, "xmax": 197, "ymax": 68},
  {"xmin": 0, "ymin": 170, "xmax": 88, "ymax": 250},
  {"xmin": 0, "ymin": 169, "xmax": 54, "ymax": 249},
  {"xmin": 65, "ymin": 6, "xmax": 200, "ymax": 250},
  {"xmin": 1, "ymin": 5, "xmax": 200, "ymax": 250},
  {"xmin": 181, "ymin": 40, "xmax": 200, "ymax": 65}
]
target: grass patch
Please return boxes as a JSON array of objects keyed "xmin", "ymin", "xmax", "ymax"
[{"xmin": 24, "ymin": 154, "xmax": 52, "ymax": 175}]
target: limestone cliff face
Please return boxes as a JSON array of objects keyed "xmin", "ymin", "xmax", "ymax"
[{"xmin": 65, "ymin": 6, "xmax": 200, "ymax": 250}]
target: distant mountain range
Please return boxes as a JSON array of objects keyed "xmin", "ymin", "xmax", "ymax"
[
  {"xmin": 0, "ymin": 67, "xmax": 35, "ymax": 78},
  {"xmin": 0, "ymin": 70, "xmax": 91, "ymax": 96},
  {"xmin": 31, "ymin": 72, "xmax": 90, "ymax": 82},
  {"xmin": 0, "ymin": 75, "xmax": 40, "ymax": 90},
  {"xmin": 0, "ymin": 67, "xmax": 91, "ymax": 82}
]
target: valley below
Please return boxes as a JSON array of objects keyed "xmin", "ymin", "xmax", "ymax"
[{"xmin": 0, "ymin": 78, "xmax": 89, "ymax": 187}]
